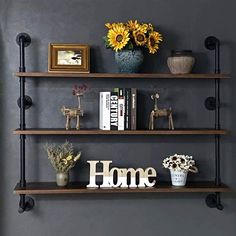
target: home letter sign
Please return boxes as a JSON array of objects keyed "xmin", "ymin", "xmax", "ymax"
[{"xmin": 86, "ymin": 160, "xmax": 157, "ymax": 188}]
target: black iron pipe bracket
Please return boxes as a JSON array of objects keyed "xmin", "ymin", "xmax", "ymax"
[
  {"xmin": 204, "ymin": 36, "xmax": 224, "ymax": 210},
  {"xmin": 17, "ymin": 95, "xmax": 33, "ymax": 110},
  {"xmin": 205, "ymin": 97, "xmax": 216, "ymax": 110},
  {"xmin": 205, "ymin": 193, "xmax": 223, "ymax": 210},
  {"xmin": 18, "ymin": 195, "xmax": 35, "ymax": 213},
  {"xmin": 205, "ymin": 36, "xmax": 220, "ymax": 51},
  {"xmin": 17, "ymin": 33, "xmax": 32, "ymax": 213},
  {"xmin": 205, "ymin": 36, "xmax": 220, "ymax": 74},
  {"xmin": 16, "ymin": 33, "xmax": 31, "ymax": 47}
]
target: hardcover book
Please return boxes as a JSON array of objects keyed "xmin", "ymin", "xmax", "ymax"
[
  {"xmin": 131, "ymin": 88, "xmax": 137, "ymax": 130},
  {"xmin": 99, "ymin": 92, "xmax": 111, "ymax": 130},
  {"xmin": 118, "ymin": 88, "xmax": 125, "ymax": 130},
  {"xmin": 125, "ymin": 88, "xmax": 131, "ymax": 130},
  {"xmin": 110, "ymin": 91, "xmax": 119, "ymax": 130}
]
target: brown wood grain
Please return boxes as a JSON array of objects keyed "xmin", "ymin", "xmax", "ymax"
[
  {"xmin": 13, "ymin": 129, "xmax": 229, "ymax": 135},
  {"xmin": 14, "ymin": 72, "xmax": 231, "ymax": 79},
  {"xmin": 13, "ymin": 182, "xmax": 231, "ymax": 195}
]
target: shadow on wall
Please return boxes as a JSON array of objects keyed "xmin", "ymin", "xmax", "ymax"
[
  {"xmin": 0, "ymin": 23, "xmax": 4, "ymax": 236},
  {"xmin": 226, "ymin": 39, "xmax": 236, "ymax": 212}
]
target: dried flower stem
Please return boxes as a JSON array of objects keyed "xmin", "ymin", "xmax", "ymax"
[{"xmin": 44, "ymin": 141, "xmax": 81, "ymax": 173}]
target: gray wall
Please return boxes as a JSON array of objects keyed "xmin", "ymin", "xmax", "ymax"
[{"xmin": 1, "ymin": 0, "xmax": 236, "ymax": 235}]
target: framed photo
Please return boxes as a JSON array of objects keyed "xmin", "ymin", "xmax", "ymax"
[{"xmin": 48, "ymin": 44, "xmax": 90, "ymax": 73}]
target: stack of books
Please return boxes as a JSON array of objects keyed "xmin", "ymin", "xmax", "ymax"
[{"xmin": 99, "ymin": 88, "xmax": 137, "ymax": 130}]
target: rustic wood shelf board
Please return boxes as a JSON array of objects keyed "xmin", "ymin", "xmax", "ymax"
[
  {"xmin": 13, "ymin": 129, "xmax": 229, "ymax": 135},
  {"xmin": 14, "ymin": 182, "xmax": 231, "ymax": 195},
  {"xmin": 14, "ymin": 72, "xmax": 231, "ymax": 79}
]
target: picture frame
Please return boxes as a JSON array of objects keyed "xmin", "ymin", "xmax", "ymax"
[{"xmin": 48, "ymin": 44, "xmax": 90, "ymax": 73}]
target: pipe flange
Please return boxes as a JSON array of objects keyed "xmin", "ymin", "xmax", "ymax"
[
  {"xmin": 18, "ymin": 196, "xmax": 35, "ymax": 213},
  {"xmin": 206, "ymin": 194, "xmax": 217, "ymax": 208},
  {"xmin": 16, "ymin": 33, "xmax": 31, "ymax": 47},
  {"xmin": 205, "ymin": 194, "xmax": 224, "ymax": 210},
  {"xmin": 205, "ymin": 97, "xmax": 216, "ymax": 110},
  {"xmin": 205, "ymin": 36, "xmax": 220, "ymax": 50},
  {"xmin": 17, "ymin": 95, "xmax": 33, "ymax": 110}
]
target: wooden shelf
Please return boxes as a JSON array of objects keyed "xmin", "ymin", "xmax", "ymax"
[
  {"xmin": 13, "ymin": 129, "xmax": 229, "ymax": 135},
  {"xmin": 14, "ymin": 182, "xmax": 231, "ymax": 195},
  {"xmin": 14, "ymin": 72, "xmax": 231, "ymax": 79}
]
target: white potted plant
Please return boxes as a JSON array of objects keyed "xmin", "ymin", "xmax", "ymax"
[{"xmin": 163, "ymin": 154, "xmax": 198, "ymax": 186}]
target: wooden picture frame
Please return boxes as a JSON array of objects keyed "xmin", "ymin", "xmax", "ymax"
[{"xmin": 48, "ymin": 44, "xmax": 90, "ymax": 73}]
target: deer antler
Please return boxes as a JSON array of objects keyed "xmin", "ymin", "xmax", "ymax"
[
  {"xmin": 151, "ymin": 92, "xmax": 160, "ymax": 111},
  {"xmin": 151, "ymin": 92, "xmax": 160, "ymax": 100}
]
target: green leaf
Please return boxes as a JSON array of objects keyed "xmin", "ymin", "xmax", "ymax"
[
  {"xmin": 125, "ymin": 41, "xmax": 134, "ymax": 50},
  {"xmin": 103, "ymin": 36, "xmax": 111, "ymax": 48}
]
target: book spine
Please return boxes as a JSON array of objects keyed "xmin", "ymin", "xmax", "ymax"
[
  {"xmin": 118, "ymin": 88, "xmax": 125, "ymax": 130},
  {"xmin": 131, "ymin": 88, "xmax": 137, "ymax": 130},
  {"xmin": 125, "ymin": 88, "xmax": 131, "ymax": 130},
  {"xmin": 99, "ymin": 92, "xmax": 110, "ymax": 130},
  {"xmin": 110, "ymin": 91, "xmax": 118, "ymax": 130}
]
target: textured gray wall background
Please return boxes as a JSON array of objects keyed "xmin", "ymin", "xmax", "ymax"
[{"xmin": 0, "ymin": 0, "xmax": 236, "ymax": 236}]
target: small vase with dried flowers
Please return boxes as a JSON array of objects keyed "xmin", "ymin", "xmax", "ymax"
[
  {"xmin": 163, "ymin": 154, "xmax": 198, "ymax": 186},
  {"xmin": 44, "ymin": 141, "xmax": 81, "ymax": 187}
]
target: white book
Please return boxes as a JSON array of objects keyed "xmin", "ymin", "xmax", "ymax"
[
  {"xmin": 99, "ymin": 92, "xmax": 111, "ymax": 130},
  {"xmin": 118, "ymin": 89, "xmax": 125, "ymax": 130}
]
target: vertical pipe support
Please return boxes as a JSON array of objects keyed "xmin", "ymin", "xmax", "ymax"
[
  {"xmin": 205, "ymin": 36, "xmax": 223, "ymax": 210},
  {"xmin": 16, "ymin": 33, "xmax": 34, "ymax": 213},
  {"xmin": 213, "ymin": 38, "xmax": 221, "ymax": 187},
  {"xmin": 19, "ymin": 35, "xmax": 27, "ymax": 187},
  {"xmin": 215, "ymin": 78, "xmax": 221, "ymax": 186}
]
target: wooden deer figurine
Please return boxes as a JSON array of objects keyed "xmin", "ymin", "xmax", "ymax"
[
  {"xmin": 61, "ymin": 105, "xmax": 83, "ymax": 130},
  {"xmin": 61, "ymin": 85, "xmax": 87, "ymax": 130},
  {"xmin": 148, "ymin": 92, "xmax": 174, "ymax": 130}
]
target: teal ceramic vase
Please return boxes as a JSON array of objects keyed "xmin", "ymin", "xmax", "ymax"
[{"xmin": 115, "ymin": 49, "xmax": 144, "ymax": 73}]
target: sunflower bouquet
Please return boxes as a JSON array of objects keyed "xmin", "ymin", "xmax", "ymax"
[
  {"xmin": 104, "ymin": 20, "xmax": 162, "ymax": 54},
  {"xmin": 162, "ymin": 154, "xmax": 198, "ymax": 173}
]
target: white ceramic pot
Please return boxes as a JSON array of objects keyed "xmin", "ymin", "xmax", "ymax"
[
  {"xmin": 167, "ymin": 50, "xmax": 195, "ymax": 74},
  {"xmin": 170, "ymin": 169, "xmax": 188, "ymax": 186},
  {"xmin": 167, "ymin": 56, "xmax": 195, "ymax": 74}
]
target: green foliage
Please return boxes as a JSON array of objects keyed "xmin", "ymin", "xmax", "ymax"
[
  {"xmin": 124, "ymin": 41, "xmax": 134, "ymax": 50},
  {"xmin": 103, "ymin": 36, "xmax": 111, "ymax": 48}
]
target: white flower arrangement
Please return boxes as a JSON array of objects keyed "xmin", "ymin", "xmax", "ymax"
[{"xmin": 162, "ymin": 154, "xmax": 198, "ymax": 173}]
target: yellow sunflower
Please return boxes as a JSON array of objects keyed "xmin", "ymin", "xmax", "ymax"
[
  {"xmin": 108, "ymin": 25, "xmax": 130, "ymax": 51},
  {"xmin": 133, "ymin": 31, "xmax": 147, "ymax": 46},
  {"xmin": 147, "ymin": 31, "xmax": 163, "ymax": 54},
  {"xmin": 127, "ymin": 20, "xmax": 140, "ymax": 32},
  {"xmin": 105, "ymin": 23, "xmax": 113, "ymax": 29},
  {"xmin": 105, "ymin": 22, "xmax": 124, "ymax": 29},
  {"xmin": 147, "ymin": 23, "xmax": 154, "ymax": 32},
  {"xmin": 139, "ymin": 23, "xmax": 148, "ymax": 33}
]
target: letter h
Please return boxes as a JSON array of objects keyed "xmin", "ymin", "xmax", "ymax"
[{"xmin": 86, "ymin": 160, "xmax": 112, "ymax": 188}]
